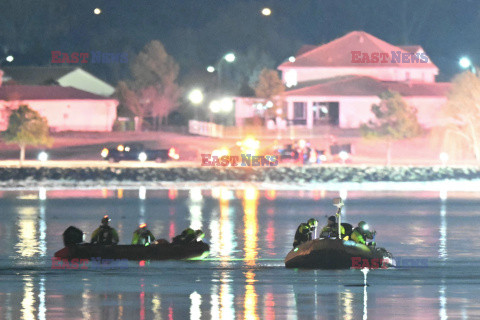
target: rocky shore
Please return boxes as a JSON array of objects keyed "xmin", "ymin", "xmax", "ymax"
[{"xmin": 1, "ymin": 166, "xmax": 480, "ymax": 189}]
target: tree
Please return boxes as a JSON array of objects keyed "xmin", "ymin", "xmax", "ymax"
[
  {"xmin": 255, "ymin": 69, "xmax": 285, "ymax": 120},
  {"xmin": 2, "ymin": 105, "xmax": 53, "ymax": 164},
  {"xmin": 442, "ymin": 72, "xmax": 480, "ymax": 162},
  {"xmin": 130, "ymin": 40, "xmax": 181, "ymax": 129},
  {"xmin": 361, "ymin": 91, "xmax": 423, "ymax": 165}
]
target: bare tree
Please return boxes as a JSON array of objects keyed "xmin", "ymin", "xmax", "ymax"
[{"xmin": 443, "ymin": 71, "xmax": 480, "ymax": 161}]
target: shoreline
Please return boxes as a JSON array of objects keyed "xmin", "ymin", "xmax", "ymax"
[{"xmin": 1, "ymin": 166, "xmax": 480, "ymax": 191}]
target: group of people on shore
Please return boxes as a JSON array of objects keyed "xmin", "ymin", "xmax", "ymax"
[
  {"xmin": 90, "ymin": 215, "xmax": 204, "ymax": 246},
  {"xmin": 293, "ymin": 216, "xmax": 375, "ymax": 248}
]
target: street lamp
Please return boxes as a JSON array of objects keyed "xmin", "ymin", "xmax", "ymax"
[
  {"xmin": 188, "ymin": 89, "xmax": 204, "ymax": 120},
  {"xmin": 0, "ymin": 55, "xmax": 14, "ymax": 65},
  {"xmin": 224, "ymin": 53, "xmax": 235, "ymax": 63},
  {"xmin": 94, "ymin": 8, "xmax": 102, "ymax": 15},
  {"xmin": 261, "ymin": 8, "xmax": 272, "ymax": 16},
  {"xmin": 188, "ymin": 89, "xmax": 204, "ymax": 105},
  {"xmin": 459, "ymin": 56, "xmax": 476, "ymax": 74}
]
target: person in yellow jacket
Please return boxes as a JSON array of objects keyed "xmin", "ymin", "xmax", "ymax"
[
  {"xmin": 320, "ymin": 216, "xmax": 346, "ymax": 239},
  {"xmin": 350, "ymin": 221, "xmax": 375, "ymax": 246},
  {"xmin": 91, "ymin": 215, "xmax": 119, "ymax": 245},
  {"xmin": 131, "ymin": 223, "xmax": 155, "ymax": 246}
]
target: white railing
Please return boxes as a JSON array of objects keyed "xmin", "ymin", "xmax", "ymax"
[{"xmin": 188, "ymin": 120, "xmax": 224, "ymax": 138}]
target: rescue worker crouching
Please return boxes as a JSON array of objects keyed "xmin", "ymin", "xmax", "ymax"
[
  {"xmin": 90, "ymin": 215, "xmax": 119, "ymax": 245},
  {"xmin": 172, "ymin": 228, "xmax": 205, "ymax": 244},
  {"xmin": 132, "ymin": 223, "xmax": 155, "ymax": 246},
  {"xmin": 293, "ymin": 218, "xmax": 318, "ymax": 248},
  {"xmin": 320, "ymin": 216, "xmax": 346, "ymax": 239},
  {"xmin": 350, "ymin": 221, "xmax": 376, "ymax": 246}
]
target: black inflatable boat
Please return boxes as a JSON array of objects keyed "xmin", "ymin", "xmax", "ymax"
[
  {"xmin": 54, "ymin": 226, "xmax": 209, "ymax": 261},
  {"xmin": 284, "ymin": 238, "xmax": 395, "ymax": 269}
]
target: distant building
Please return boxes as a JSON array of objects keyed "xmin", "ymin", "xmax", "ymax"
[
  {"xmin": 1, "ymin": 66, "xmax": 115, "ymax": 97},
  {"xmin": 0, "ymin": 85, "xmax": 118, "ymax": 132},
  {"xmin": 235, "ymin": 31, "xmax": 450, "ymax": 129}
]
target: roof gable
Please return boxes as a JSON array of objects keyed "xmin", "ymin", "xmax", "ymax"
[
  {"xmin": 0, "ymin": 85, "xmax": 114, "ymax": 101},
  {"xmin": 280, "ymin": 31, "xmax": 437, "ymax": 70}
]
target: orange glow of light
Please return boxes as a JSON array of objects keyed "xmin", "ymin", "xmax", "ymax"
[
  {"xmin": 117, "ymin": 145, "xmax": 124, "ymax": 152},
  {"xmin": 101, "ymin": 188, "xmax": 108, "ymax": 198},
  {"xmin": 168, "ymin": 188, "xmax": 178, "ymax": 200},
  {"xmin": 169, "ymin": 220, "xmax": 176, "ymax": 239},
  {"xmin": 117, "ymin": 188, "xmax": 123, "ymax": 199},
  {"xmin": 313, "ymin": 189, "xmax": 326, "ymax": 200},
  {"xmin": 265, "ymin": 190, "xmax": 276, "ymax": 201},
  {"xmin": 264, "ymin": 292, "xmax": 275, "ymax": 320},
  {"xmin": 168, "ymin": 147, "xmax": 180, "ymax": 160},
  {"xmin": 139, "ymin": 223, "xmax": 147, "ymax": 228},
  {"xmin": 139, "ymin": 260, "xmax": 145, "ymax": 267},
  {"xmin": 265, "ymin": 220, "xmax": 275, "ymax": 250},
  {"xmin": 243, "ymin": 188, "xmax": 258, "ymax": 266},
  {"xmin": 244, "ymin": 270, "xmax": 258, "ymax": 320}
]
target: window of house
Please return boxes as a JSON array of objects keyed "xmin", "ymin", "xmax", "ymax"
[
  {"xmin": 313, "ymin": 102, "xmax": 329, "ymax": 118},
  {"xmin": 293, "ymin": 102, "xmax": 305, "ymax": 119}
]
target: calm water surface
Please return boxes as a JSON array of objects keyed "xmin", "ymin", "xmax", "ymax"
[{"xmin": 1, "ymin": 187, "xmax": 480, "ymax": 320}]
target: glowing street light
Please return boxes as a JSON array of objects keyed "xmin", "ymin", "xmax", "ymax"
[
  {"xmin": 261, "ymin": 8, "xmax": 272, "ymax": 16},
  {"xmin": 209, "ymin": 100, "xmax": 221, "ymax": 113},
  {"xmin": 94, "ymin": 8, "xmax": 102, "ymax": 15},
  {"xmin": 6, "ymin": 55, "xmax": 14, "ymax": 63},
  {"xmin": 459, "ymin": 57, "xmax": 472, "ymax": 69},
  {"xmin": 206, "ymin": 66, "xmax": 215, "ymax": 73},
  {"xmin": 224, "ymin": 53, "xmax": 236, "ymax": 63},
  {"xmin": 188, "ymin": 89, "xmax": 204, "ymax": 105},
  {"xmin": 459, "ymin": 56, "xmax": 476, "ymax": 74},
  {"xmin": 220, "ymin": 98, "xmax": 233, "ymax": 113},
  {"xmin": 288, "ymin": 56, "xmax": 296, "ymax": 63}
]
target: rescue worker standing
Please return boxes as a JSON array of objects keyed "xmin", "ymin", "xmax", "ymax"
[
  {"xmin": 132, "ymin": 223, "xmax": 155, "ymax": 246},
  {"xmin": 91, "ymin": 215, "xmax": 119, "ymax": 245},
  {"xmin": 350, "ymin": 221, "xmax": 375, "ymax": 246}
]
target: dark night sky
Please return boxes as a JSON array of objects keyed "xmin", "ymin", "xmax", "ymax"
[{"xmin": 1, "ymin": 0, "xmax": 479, "ymax": 85}]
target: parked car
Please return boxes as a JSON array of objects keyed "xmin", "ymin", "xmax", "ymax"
[{"xmin": 101, "ymin": 143, "xmax": 179, "ymax": 163}]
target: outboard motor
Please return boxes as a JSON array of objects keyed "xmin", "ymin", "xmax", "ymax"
[{"xmin": 63, "ymin": 226, "xmax": 84, "ymax": 246}]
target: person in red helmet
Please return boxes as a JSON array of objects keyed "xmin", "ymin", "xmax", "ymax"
[
  {"xmin": 90, "ymin": 215, "xmax": 119, "ymax": 245},
  {"xmin": 131, "ymin": 223, "xmax": 156, "ymax": 246}
]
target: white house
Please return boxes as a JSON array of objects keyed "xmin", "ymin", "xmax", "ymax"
[
  {"xmin": 235, "ymin": 31, "xmax": 451, "ymax": 129},
  {"xmin": 0, "ymin": 85, "xmax": 118, "ymax": 132},
  {"xmin": 1, "ymin": 66, "xmax": 115, "ymax": 97}
]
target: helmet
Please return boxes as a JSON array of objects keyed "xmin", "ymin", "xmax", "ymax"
[
  {"xmin": 307, "ymin": 218, "xmax": 318, "ymax": 227},
  {"xmin": 328, "ymin": 216, "xmax": 336, "ymax": 223},
  {"xmin": 139, "ymin": 223, "xmax": 147, "ymax": 229},
  {"xmin": 358, "ymin": 221, "xmax": 369, "ymax": 231},
  {"xmin": 101, "ymin": 215, "xmax": 111, "ymax": 225}
]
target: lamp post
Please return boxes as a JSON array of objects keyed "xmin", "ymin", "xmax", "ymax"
[
  {"xmin": 206, "ymin": 52, "xmax": 236, "ymax": 91},
  {"xmin": 459, "ymin": 56, "xmax": 477, "ymax": 74},
  {"xmin": 188, "ymin": 89, "xmax": 204, "ymax": 120},
  {"xmin": 0, "ymin": 55, "xmax": 14, "ymax": 65}
]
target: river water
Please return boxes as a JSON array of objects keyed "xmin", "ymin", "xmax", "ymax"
[{"xmin": 1, "ymin": 187, "xmax": 479, "ymax": 319}]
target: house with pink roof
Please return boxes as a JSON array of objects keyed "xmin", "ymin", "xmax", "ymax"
[{"xmin": 236, "ymin": 31, "xmax": 450, "ymax": 129}]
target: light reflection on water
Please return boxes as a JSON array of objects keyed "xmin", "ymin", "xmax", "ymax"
[{"xmin": 1, "ymin": 187, "xmax": 480, "ymax": 319}]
